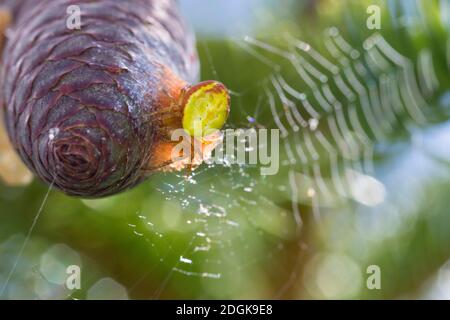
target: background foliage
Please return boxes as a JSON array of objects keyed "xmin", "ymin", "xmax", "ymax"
[{"xmin": 1, "ymin": 0, "xmax": 450, "ymax": 299}]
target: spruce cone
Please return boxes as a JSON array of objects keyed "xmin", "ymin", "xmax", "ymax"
[{"xmin": 0, "ymin": 0, "xmax": 229, "ymax": 197}]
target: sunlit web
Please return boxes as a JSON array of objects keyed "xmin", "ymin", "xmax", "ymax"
[{"xmin": 126, "ymin": 20, "xmax": 447, "ymax": 298}]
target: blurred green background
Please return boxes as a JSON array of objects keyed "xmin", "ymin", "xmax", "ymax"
[{"xmin": 1, "ymin": 0, "xmax": 450, "ymax": 299}]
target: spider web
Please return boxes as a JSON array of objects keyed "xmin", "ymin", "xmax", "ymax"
[{"xmin": 126, "ymin": 17, "xmax": 448, "ymax": 298}]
